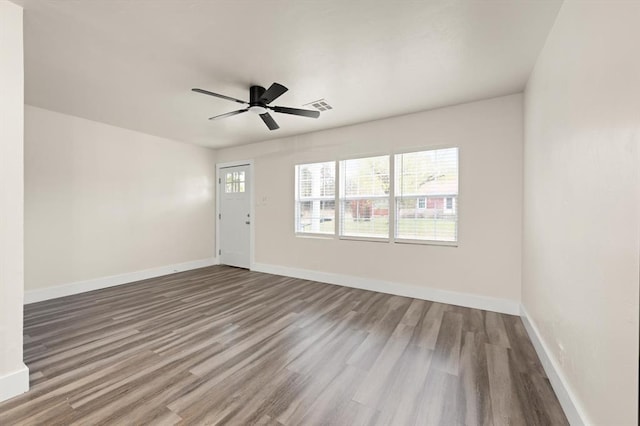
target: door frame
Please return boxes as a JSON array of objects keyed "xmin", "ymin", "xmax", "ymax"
[{"xmin": 215, "ymin": 159, "xmax": 255, "ymax": 269}]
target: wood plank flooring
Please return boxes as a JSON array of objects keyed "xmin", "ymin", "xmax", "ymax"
[{"xmin": 0, "ymin": 265, "xmax": 568, "ymax": 425}]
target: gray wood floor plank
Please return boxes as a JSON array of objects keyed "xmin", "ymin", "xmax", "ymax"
[
  {"xmin": 432, "ymin": 311, "xmax": 464, "ymax": 375},
  {"xmin": 486, "ymin": 343, "xmax": 527, "ymax": 425},
  {"xmin": 0, "ymin": 265, "xmax": 568, "ymax": 425},
  {"xmin": 458, "ymin": 331, "xmax": 494, "ymax": 426}
]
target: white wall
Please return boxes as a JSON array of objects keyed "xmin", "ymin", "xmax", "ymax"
[
  {"xmin": 217, "ymin": 94, "xmax": 523, "ymax": 310},
  {"xmin": 0, "ymin": 0, "xmax": 29, "ymax": 402},
  {"xmin": 25, "ymin": 106, "xmax": 217, "ymax": 294},
  {"xmin": 523, "ymin": 1, "xmax": 640, "ymax": 425}
]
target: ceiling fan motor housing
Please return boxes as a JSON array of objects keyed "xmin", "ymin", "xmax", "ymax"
[
  {"xmin": 248, "ymin": 86, "xmax": 269, "ymax": 114},
  {"xmin": 250, "ymin": 85, "xmax": 266, "ymax": 106}
]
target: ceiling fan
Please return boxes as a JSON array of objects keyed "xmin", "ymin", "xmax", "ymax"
[{"xmin": 192, "ymin": 83, "xmax": 320, "ymax": 131}]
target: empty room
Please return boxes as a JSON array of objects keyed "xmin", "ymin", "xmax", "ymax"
[{"xmin": 0, "ymin": 0, "xmax": 638, "ymax": 425}]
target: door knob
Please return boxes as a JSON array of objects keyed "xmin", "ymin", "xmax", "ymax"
[{"xmin": 245, "ymin": 221, "xmax": 250, "ymax": 225}]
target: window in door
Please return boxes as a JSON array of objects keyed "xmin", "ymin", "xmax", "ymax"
[{"xmin": 225, "ymin": 171, "xmax": 245, "ymax": 193}]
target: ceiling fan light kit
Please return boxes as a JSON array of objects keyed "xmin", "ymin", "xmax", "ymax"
[{"xmin": 192, "ymin": 83, "xmax": 321, "ymax": 131}]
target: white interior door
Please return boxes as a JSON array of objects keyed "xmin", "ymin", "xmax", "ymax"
[{"xmin": 219, "ymin": 164, "xmax": 251, "ymax": 268}]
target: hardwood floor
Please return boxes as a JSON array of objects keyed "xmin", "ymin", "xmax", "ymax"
[{"xmin": 0, "ymin": 266, "xmax": 568, "ymax": 425}]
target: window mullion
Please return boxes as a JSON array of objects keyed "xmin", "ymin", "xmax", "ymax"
[
  {"xmin": 389, "ymin": 153, "xmax": 395, "ymax": 243},
  {"xmin": 294, "ymin": 162, "xmax": 336, "ymax": 235},
  {"xmin": 334, "ymin": 160, "xmax": 339, "ymax": 236}
]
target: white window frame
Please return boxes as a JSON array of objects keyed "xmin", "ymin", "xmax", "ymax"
[
  {"xmin": 294, "ymin": 161, "xmax": 337, "ymax": 237},
  {"xmin": 445, "ymin": 196, "xmax": 454, "ymax": 211},
  {"xmin": 393, "ymin": 146, "xmax": 459, "ymax": 246},
  {"xmin": 338, "ymin": 154, "xmax": 391, "ymax": 242},
  {"xmin": 293, "ymin": 145, "xmax": 459, "ymax": 247}
]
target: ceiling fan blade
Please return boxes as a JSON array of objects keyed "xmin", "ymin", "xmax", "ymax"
[
  {"xmin": 259, "ymin": 83, "xmax": 288, "ymax": 104},
  {"xmin": 209, "ymin": 108, "xmax": 249, "ymax": 120},
  {"xmin": 192, "ymin": 88, "xmax": 248, "ymax": 105},
  {"xmin": 271, "ymin": 106, "xmax": 320, "ymax": 118},
  {"xmin": 259, "ymin": 112, "xmax": 280, "ymax": 130}
]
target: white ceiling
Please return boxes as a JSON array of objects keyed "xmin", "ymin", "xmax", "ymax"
[{"xmin": 15, "ymin": 0, "xmax": 563, "ymax": 148}]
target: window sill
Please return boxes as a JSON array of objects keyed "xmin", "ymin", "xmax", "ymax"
[
  {"xmin": 294, "ymin": 233, "xmax": 458, "ymax": 247},
  {"xmin": 394, "ymin": 238, "xmax": 458, "ymax": 247},
  {"xmin": 338, "ymin": 235, "xmax": 390, "ymax": 243},
  {"xmin": 295, "ymin": 232, "xmax": 335, "ymax": 240}
]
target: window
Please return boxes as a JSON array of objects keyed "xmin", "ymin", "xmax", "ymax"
[
  {"xmin": 395, "ymin": 147, "xmax": 458, "ymax": 242},
  {"xmin": 225, "ymin": 171, "xmax": 245, "ymax": 193},
  {"xmin": 339, "ymin": 155, "xmax": 390, "ymax": 238},
  {"xmin": 295, "ymin": 162, "xmax": 335, "ymax": 234},
  {"xmin": 294, "ymin": 147, "xmax": 458, "ymax": 245}
]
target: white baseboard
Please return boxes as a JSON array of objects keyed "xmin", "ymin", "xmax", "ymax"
[
  {"xmin": 520, "ymin": 305, "xmax": 587, "ymax": 426},
  {"xmin": 25, "ymin": 257, "xmax": 219, "ymax": 304},
  {"xmin": 0, "ymin": 363, "xmax": 29, "ymax": 403},
  {"xmin": 251, "ymin": 262, "xmax": 519, "ymax": 315}
]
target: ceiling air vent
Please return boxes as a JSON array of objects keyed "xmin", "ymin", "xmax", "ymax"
[{"xmin": 303, "ymin": 99, "xmax": 333, "ymax": 112}]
